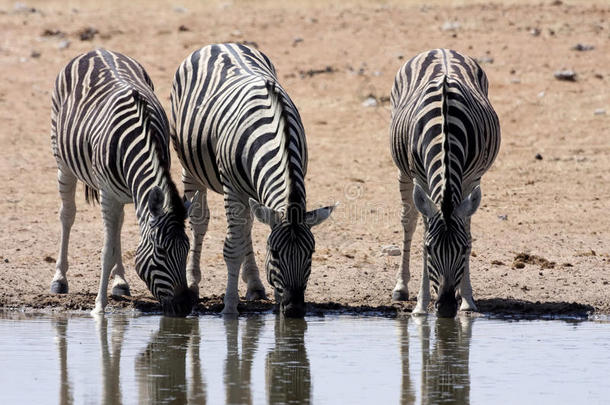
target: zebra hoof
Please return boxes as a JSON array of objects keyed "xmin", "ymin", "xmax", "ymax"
[
  {"xmin": 50, "ymin": 280, "xmax": 68, "ymax": 294},
  {"xmin": 392, "ymin": 290, "xmax": 409, "ymax": 301},
  {"xmin": 246, "ymin": 288, "xmax": 267, "ymax": 301},
  {"xmin": 111, "ymin": 285, "xmax": 131, "ymax": 297}
]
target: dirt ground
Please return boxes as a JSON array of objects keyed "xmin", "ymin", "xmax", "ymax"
[{"xmin": 1, "ymin": 0, "xmax": 609, "ymax": 316}]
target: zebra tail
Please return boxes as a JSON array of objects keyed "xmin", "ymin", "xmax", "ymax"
[{"xmin": 85, "ymin": 185, "xmax": 99, "ymax": 204}]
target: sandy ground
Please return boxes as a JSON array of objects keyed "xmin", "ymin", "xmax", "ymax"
[{"xmin": 1, "ymin": 0, "xmax": 609, "ymax": 316}]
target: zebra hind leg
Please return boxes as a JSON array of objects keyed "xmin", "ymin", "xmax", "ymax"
[
  {"xmin": 183, "ymin": 172, "xmax": 210, "ymax": 295},
  {"xmin": 392, "ymin": 172, "xmax": 417, "ymax": 301},
  {"xmin": 110, "ymin": 206, "xmax": 130, "ymax": 297},
  {"xmin": 51, "ymin": 167, "xmax": 77, "ymax": 294}
]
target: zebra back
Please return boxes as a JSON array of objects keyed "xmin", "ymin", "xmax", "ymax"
[
  {"xmin": 390, "ymin": 49, "xmax": 500, "ymax": 218},
  {"xmin": 170, "ymin": 44, "xmax": 308, "ymax": 219}
]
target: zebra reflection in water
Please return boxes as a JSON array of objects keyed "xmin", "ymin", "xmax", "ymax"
[
  {"xmin": 398, "ymin": 316, "xmax": 473, "ymax": 405},
  {"xmin": 52, "ymin": 317, "xmax": 72, "ymax": 405},
  {"xmin": 135, "ymin": 317, "xmax": 204, "ymax": 404},
  {"xmin": 266, "ymin": 317, "xmax": 311, "ymax": 404},
  {"xmin": 223, "ymin": 316, "xmax": 265, "ymax": 404}
]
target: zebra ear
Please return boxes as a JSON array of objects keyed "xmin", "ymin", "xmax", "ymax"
[
  {"xmin": 148, "ymin": 186, "xmax": 165, "ymax": 220},
  {"xmin": 454, "ymin": 185, "xmax": 481, "ymax": 219},
  {"xmin": 305, "ymin": 202, "xmax": 338, "ymax": 227},
  {"xmin": 249, "ymin": 198, "xmax": 280, "ymax": 227},
  {"xmin": 413, "ymin": 183, "xmax": 438, "ymax": 218}
]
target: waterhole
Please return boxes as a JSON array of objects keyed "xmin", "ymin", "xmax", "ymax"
[{"xmin": 0, "ymin": 311, "xmax": 608, "ymax": 404}]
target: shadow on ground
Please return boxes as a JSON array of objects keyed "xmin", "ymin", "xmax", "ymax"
[{"xmin": 0, "ymin": 292, "xmax": 597, "ymax": 319}]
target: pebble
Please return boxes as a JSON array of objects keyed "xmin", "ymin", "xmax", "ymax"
[
  {"xmin": 572, "ymin": 43, "xmax": 594, "ymax": 51},
  {"xmin": 381, "ymin": 245, "xmax": 401, "ymax": 256},
  {"xmin": 498, "ymin": 214, "xmax": 508, "ymax": 221},
  {"xmin": 362, "ymin": 96, "xmax": 377, "ymax": 108},
  {"xmin": 58, "ymin": 40, "xmax": 71, "ymax": 50},
  {"xmin": 554, "ymin": 70, "xmax": 577, "ymax": 82},
  {"xmin": 477, "ymin": 56, "xmax": 494, "ymax": 64},
  {"xmin": 594, "ymin": 108, "xmax": 606, "ymax": 116},
  {"xmin": 535, "ymin": 153, "xmax": 543, "ymax": 160},
  {"xmin": 441, "ymin": 21, "xmax": 460, "ymax": 31}
]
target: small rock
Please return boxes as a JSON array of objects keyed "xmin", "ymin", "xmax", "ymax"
[
  {"xmin": 43, "ymin": 256, "xmax": 55, "ymax": 263},
  {"xmin": 510, "ymin": 78, "xmax": 521, "ymax": 84},
  {"xmin": 594, "ymin": 108, "xmax": 606, "ymax": 116},
  {"xmin": 231, "ymin": 30, "xmax": 242, "ymax": 37},
  {"xmin": 476, "ymin": 56, "xmax": 494, "ymax": 64},
  {"xmin": 537, "ymin": 91, "xmax": 545, "ymax": 98},
  {"xmin": 572, "ymin": 43, "xmax": 594, "ymax": 51},
  {"xmin": 381, "ymin": 245, "xmax": 401, "ymax": 256},
  {"xmin": 292, "ymin": 37, "xmax": 303, "ymax": 46},
  {"xmin": 441, "ymin": 21, "xmax": 460, "ymax": 31},
  {"xmin": 30, "ymin": 50, "xmax": 41, "ymax": 58},
  {"xmin": 178, "ymin": 25, "xmax": 189, "ymax": 32},
  {"xmin": 554, "ymin": 70, "xmax": 577, "ymax": 82},
  {"xmin": 57, "ymin": 40, "xmax": 71, "ymax": 50},
  {"xmin": 173, "ymin": 6, "xmax": 187, "ymax": 13},
  {"xmin": 3, "ymin": 258, "xmax": 8, "ymax": 263},
  {"xmin": 529, "ymin": 28, "xmax": 541, "ymax": 36},
  {"xmin": 78, "ymin": 27, "xmax": 98, "ymax": 41},
  {"xmin": 498, "ymin": 214, "xmax": 508, "ymax": 221},
  {"xmin": 594, "ymin": 73, "xmax": 603, "ymax": 80},
  {"xmin": 514, "ymin": 262, "xmax": 525, "ymax": 269},
  {"xmin": 362, "ymin": 96, "xmax": 378, "ymax": 108},
  {"xmin": 535, "ymin": 153, "xmax": 543, "ymax": 160},
  {"xmin": 491, "ymin": 260, "xmax": 504, "ymax": 266},
  {"xmin": 550, "ymin": 0, "xmax": 562, "ymax": 6},
  {"xmin": 42, "ymin": 29, "xmax": 64, "ymax": 37}
]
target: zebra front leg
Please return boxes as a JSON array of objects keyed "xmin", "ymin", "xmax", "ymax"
[
  {"xmin": 459, "ymin": 217, "xmax": 478, "ymax": 312},
  {"xmin": 393, "ymin": 172, "xmax": 417, "ymax": 301},
  {"xmin": 413, "ymin": 234, "xmax": 431, "ymax": 315},
  {"xmin": 184, "ymin": 177, "xmax": 209, "ymax": 295},
  {"xmin": 240, "ymin": 212, "xmax": 266, "ymax": 301},
  {"xmin": 110, "ymin": 207, "xmax": 130, "ymax": 297},
  {"xmin": 51, "ymin": 167, "xmax": 77, "ymax": 294},
  {"xmin": 92, "ymin": 193, "xmax": 123, "ymax": 315},
  {"xmin": 221, "ymin": 191, "xmax": 249, "ymax": 315}
]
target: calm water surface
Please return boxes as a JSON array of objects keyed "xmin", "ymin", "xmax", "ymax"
[{"xmin": 0, "ymin": 312, "xmax": 609, "ymax": 404}]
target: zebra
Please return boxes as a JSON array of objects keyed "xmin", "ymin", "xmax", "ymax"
[
  {"xmin": 389, "ymin": 49, "xmax": 500, "ymax": 317},
  {"xmin": 50, "ymin": 49, "xmax": 196, "ymax": 316},
  {"xmin": 170, "ymin": 43, "xmax": 335, "ymax": 317}
]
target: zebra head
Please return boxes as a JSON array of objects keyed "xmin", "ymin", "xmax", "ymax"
[
  {"xmin": 413, "ymin": 183, "xmax": 482, "ymax": 317},
  {"xmin": 136, "ymin": 186, "xmax": 195, "ymax": 317},
  {"xmin": 249, "ymin": 198, "xmax": 335, "ymax": 318}
]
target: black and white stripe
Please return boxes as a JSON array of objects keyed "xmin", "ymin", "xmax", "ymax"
[
  {"xmin": 170, "ymin": 43, "xmax": 334, "ymax": 317},
  {"xmin": 389, "ymin": 49, "xmax": 500, "ymax": 317},
  {"xmin": 50, "ymin": 49, "xmax": 195, "ymax": 316}
]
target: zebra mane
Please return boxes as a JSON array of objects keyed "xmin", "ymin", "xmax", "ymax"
[
  {"xmin": 263, "ymin": 79, "xmax": 304, "ymax": 224},
  {"xmin": 132, "ymin": 88, "xmax": 187, "ymax": 222}
]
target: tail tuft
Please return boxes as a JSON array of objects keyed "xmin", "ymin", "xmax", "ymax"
[{"xmin": 85, "ymin": 185, "xmax": 99, "ymax": 204}]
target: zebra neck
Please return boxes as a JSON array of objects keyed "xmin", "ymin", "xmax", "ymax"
[{"xmin": 129, "ymin": 143, "xmax": 181, "ymax": 229}]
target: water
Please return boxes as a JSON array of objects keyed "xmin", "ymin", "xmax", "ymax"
[{"xmin": 0, "ymin": 312, "xmax": 609, "ymax": 405}]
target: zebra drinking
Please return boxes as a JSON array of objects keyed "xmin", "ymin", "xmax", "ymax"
[
  {"xmin": 389, "ymin": 49, "xmax": 500, "ymax": 317},
  {"xmin": 170, "ymin": 43, "xmax": 335, "ymax": 317},
  {"xmin": 50, "ymin": 49, "xmax": 195, "ymax": 317}
]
